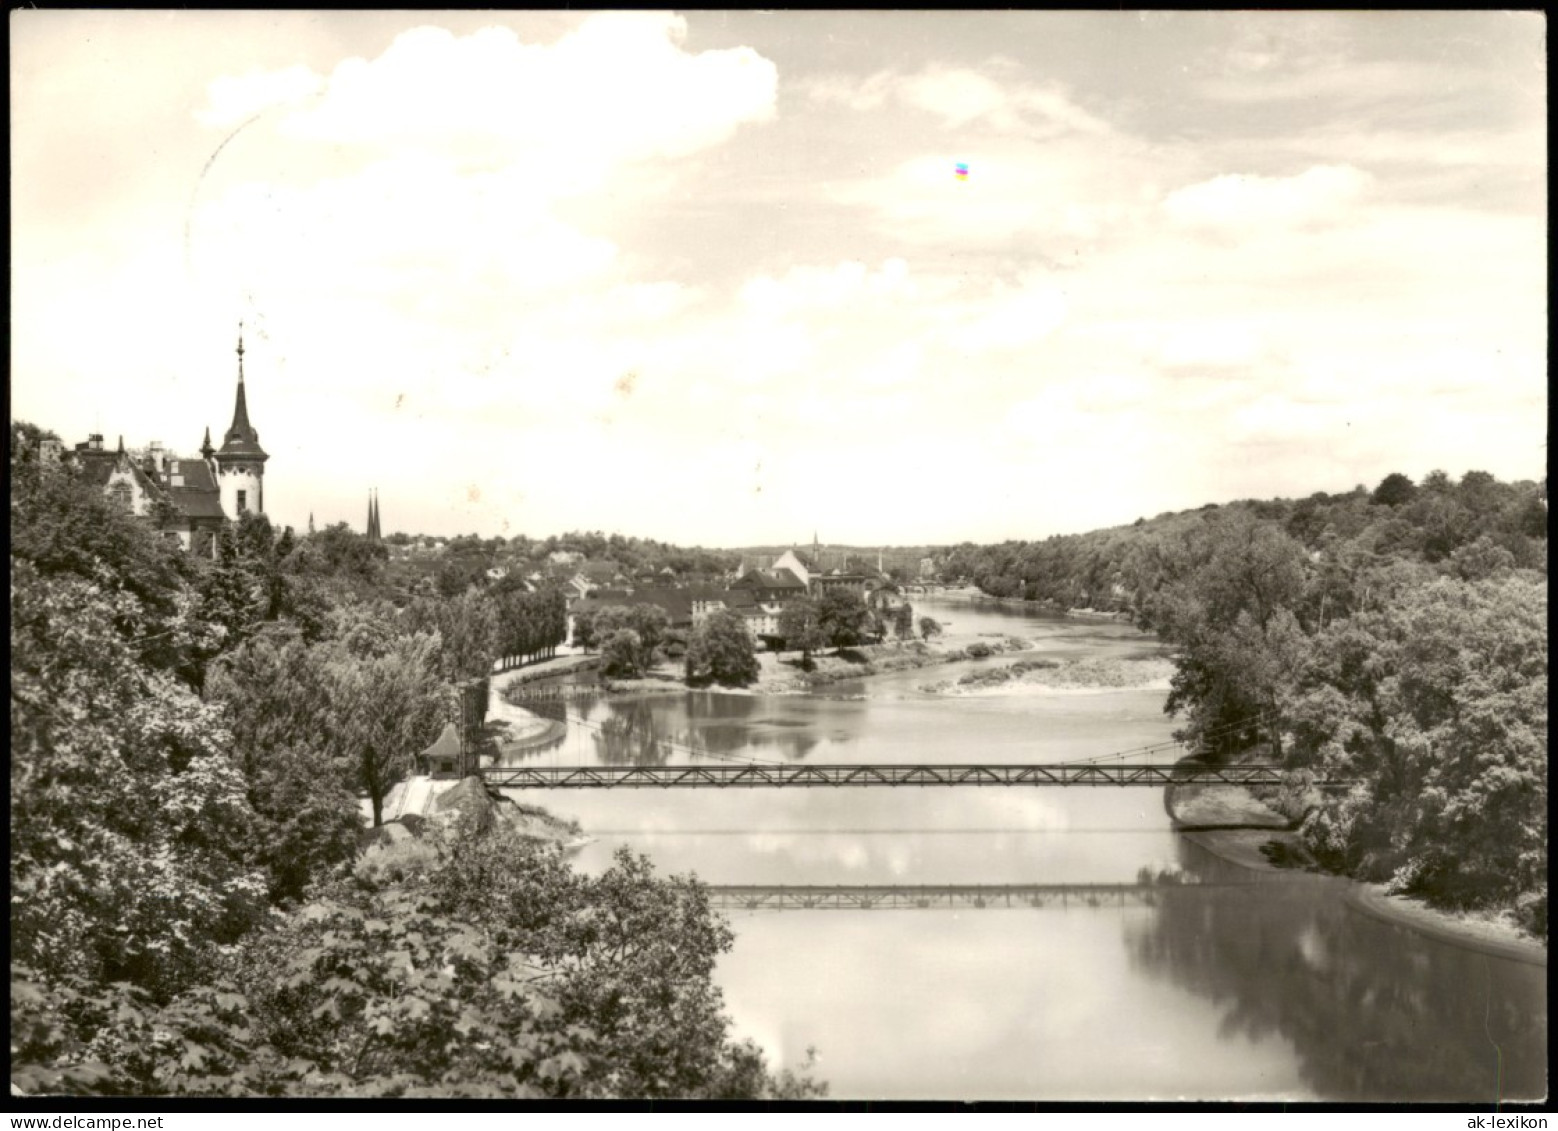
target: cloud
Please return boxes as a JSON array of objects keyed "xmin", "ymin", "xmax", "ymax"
[
  {"xmin": 1162, "ymin": 164, "xmax": 1371, "ymax": 234},
  {"xmin": 834, "ymin": 144, "xmax": 1153, "ymax": 248},
  {"xmin": 1156, "ymin": 321, "xmax": 1266, "ymax": 371},
  {"xmin": 196, "ymin": 64, "xmax": 323, "ymax": 128},
  {"xmin": 941, "ymin": 284, "xmax": 1068, "ymax": 353},
  {"xmin": 811, "ymin": 64, "xmax": 1111, "ymax": 137},
  {"xmin": 267, "ymin": 16, "xmax": 776, "ymax": 173}
]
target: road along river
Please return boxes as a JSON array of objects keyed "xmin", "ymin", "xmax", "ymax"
[{"xmin": 494, "ymin": 595, "xmax": 1546, "ymax": 1102}]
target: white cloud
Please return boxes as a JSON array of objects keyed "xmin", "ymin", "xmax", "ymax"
[
  {"xmin": 942, "ymin": 284, "xmax": 1067, "ymax": 353},
  {"xmin": 900, "ymin": 69, "xmax": 1010, "ymax": 128},
  {"xmin": 1156, "ymin": 322, "xmax": 1266, "ymax": 370},
  {"xmin": 1162, "ymin": 164, "xmax": 1372, "ymax": 234},
  {"xmin": 813, "ymin": 64, "xmax": 1112, "ymax": 137},
  {"xmin": 268, "ymin": 16, "xmax": 776, "ymax": 173},
  {"xmin": 837, "ymin": 146, "xmax": 1150, "ymax": 247},
  {"xmin": 196, "ymin": 64, "xmax": 322, "ymax": 128}
]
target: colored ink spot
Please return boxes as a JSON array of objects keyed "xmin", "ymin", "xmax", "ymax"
[{"xmin": 955, "ymin": 163, "xmax": 969, "ymax": 180}]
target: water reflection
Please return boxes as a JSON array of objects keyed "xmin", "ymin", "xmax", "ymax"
[
  {"xmin": 1124, "ymin": 839, "xmax": 1547, "ymax": 1102},
  {"xmin": 492, "ymin": 599, "xmax": 1545, "ymax": 1101},
  {"xmin": 542, "ymin": 693, "xmax": 829, "ymax": 765}
]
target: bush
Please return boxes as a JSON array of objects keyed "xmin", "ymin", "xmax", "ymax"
[{"xmin": 1515, "ymin": 891, "xmax": 1547, "ymax": 941}]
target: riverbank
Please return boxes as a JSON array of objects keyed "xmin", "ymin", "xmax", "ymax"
[
  {"xmin": 1166, "ymin": 776, "xmax": 1546, "ymax": 964},
  {"xmin": 918, "ymin": 655, "xmax": 1174, "ymax": 697},
  {"xmin": 744, "ymin": 632, "xmax": 1039, "ymax": 694},
  {"xmin": 363, "ymin": 774, "xmax": 587, "ymax": 849},
  {"xmin": 591, "ymin": 629, "xmax": 1038, "ymax": 697},
  {"xmin": 491, "ymin": 674, "xmax": 570, "ymax": 750},
  {"xmin": 943, "ymin": 587, "xmax": 1133, "ymax": 623}
]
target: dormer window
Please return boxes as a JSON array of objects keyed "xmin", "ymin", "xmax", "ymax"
[{"xmin": 109, "ymin": 482, "xmax": 133, "ymax": 513}]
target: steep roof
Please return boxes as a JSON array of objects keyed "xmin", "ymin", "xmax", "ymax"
[
  {"xmin": 163, "ymin": 459, "xmax": 225, "ymax": 519},
  {"xmin": 421, "ymin": 722, "xmax": 462, "ymax": 761},
  {"xmin": 621, "ymin": 587, "xmax": 694, "ymax": 623},
  {"xmin": 575, "ymin": 587, "xmax": 694, "ymax": 625},
  {"xmin": 76, "ymin": 448, "xmax": 161, "ymax": 498},
  {"xmin": 217, "ymin": 337, "xmax": 268, "ymax": 462},
  {"xmin": 734, "ymin": 568, "xmax": 807, "ymax": 591}
]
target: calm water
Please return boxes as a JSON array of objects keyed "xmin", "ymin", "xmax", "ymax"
[{"xmin": 495, "ymin": 596, "xmax": 1547, "ymax": 1102}]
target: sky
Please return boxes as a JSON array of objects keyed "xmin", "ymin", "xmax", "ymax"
[{"xmin": 10, "ymin": 11, "xmax": 1547, "ymax": 546}]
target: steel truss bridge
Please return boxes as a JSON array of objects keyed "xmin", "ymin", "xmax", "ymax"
[
  {"xmin": 702, "ymin": 880, "xmax": 1320, "ymax": 911},
  {"xmin": 479, "ymin": 762, "xmax": 1318, "ymax": 789}
]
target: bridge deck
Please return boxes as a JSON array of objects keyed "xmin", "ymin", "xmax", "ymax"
[
  {"xmin": 479, "ymin": 762, "xmax": 1316, "ymax": 789},
  {"xmin": 703, "ymin": 881, "xmax": 1310, "ymax": 911}
]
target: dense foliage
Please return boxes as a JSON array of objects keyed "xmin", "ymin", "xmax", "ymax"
[
  {"xmin": 9, "ymin": 424, "xmax": 819, "ymax": 1097},
  {"xmin": 945, "ymin": 471, "xmax": 1547, "ymax": 931},
  {"xmin": 685, "ymin": 610, "xmax": 760, "ymax": 688}
]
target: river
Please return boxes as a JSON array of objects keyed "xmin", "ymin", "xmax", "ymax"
[{"xmin": 494, "ymin": 595, "xmax": 1547, "ymax": 1102}]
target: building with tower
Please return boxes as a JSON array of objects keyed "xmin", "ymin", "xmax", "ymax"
[
  {"xmin": 37, "ymin": 326, "xmax": 271, "ymax": 555},
  {"xmin": 210, "ymin": 329, "xmax": 268, "ymax": 520}
]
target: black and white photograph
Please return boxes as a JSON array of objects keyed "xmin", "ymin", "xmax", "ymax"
[{"xmin": 9, "ymin": 10, "xmax": 1547, "ymax": 1106}]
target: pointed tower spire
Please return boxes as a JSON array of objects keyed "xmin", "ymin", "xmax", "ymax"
[
  {"xmin": 200, "ymin": 425, "xmax": 214, "ymax": 461},
  {"xmin": 218, "ymin": 322, "xmax": 267, "ymax": 462},
  {"xmin": 308, "ymin": 511, "xmax": 316, "ymax": 535}
]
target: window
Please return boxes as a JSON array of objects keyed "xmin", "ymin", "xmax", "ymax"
[
  {"xmin": 109, "ymin": 482, "xmax": 133, "ymax": 513},
  {"xmin": 236, "ymin": 489, "xmax": 247, "ymax": 514}
]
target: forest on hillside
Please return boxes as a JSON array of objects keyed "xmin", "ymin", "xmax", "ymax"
[
  {"xmin": 943, "ymin": 471, "xmax": 1548, "ymax": 936},
  {"xmin": 9, "ymin": 424, "xmax": 821, "ymax": 1098}
]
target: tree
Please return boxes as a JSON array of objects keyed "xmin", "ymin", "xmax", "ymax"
[
  {"xmin": 11, "ymin": 561, "xmax": 268, "ymax": 995},
  {"xmin": 1146, "ymin": 510, "xmax": 1310, "ymax": 758},
  {"xmin": 919, "ymin": 616, "xmax": 942, "ymax": 642},
  {"xmin": 571, "ymin": 605, "xmax": 599, "ymax": 651},
  {"xmin": 324, "ymin": 628, "xmax": 450, "ymax": 827},
  {"xmin": 815, "ymin": 587, "xmax": 874, "ymax": 649},
  {"xmin": 12, "ymin": 824, "xmax": 826, "ymax": 1098},
  {"xmin": 599, "ymin": 628, "xmax": 645, "ymax": 680},
  {"xmin": 207, "ymin": 628, "xmax": 361, "ymax": 903},
  {"xmin": 404, "ymin": 590, "xmax": 502, "ymax": 682},
  {"xmin": 685, "ymin": 611, "xmax": 759, "ymax": 688},
  {"xmin": 777, "ymin": 598, "xmax": 825, "ymax": 669},
  {"xmin": 1370, "ymin": 472, "xmax": 1417, "ymax": 508},
  {"xmin": 297, "ymin": 522, "xmax": 387, "ymax": 591},
  {"xmin": 1285, "ymin": 576, "xmax": 1546, "ymax": 927},
  {"xmin": 625, "ymin": 603, "xmax": 671, "ymax": 664},
  {"xmin": 1448, "ymin": 534, "xmax": 1517, "ymax": 581},
  {"xmin": 893, "ymin": 602, "xmax": 915, "ymax": 641}
]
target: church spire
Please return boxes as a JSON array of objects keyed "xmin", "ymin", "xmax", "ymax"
[
  {"xmin": 200, "ymin": 425, "xmax": 214, "ymax": 461},
  {"xmin": 367, "ymin": 489, "xmax": 381, "ymax": 541}
]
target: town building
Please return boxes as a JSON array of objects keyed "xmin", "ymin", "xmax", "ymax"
[
  {"xmin": 41, "ymin": 329, "xmax": 269, "ymax": 555},
  {"xmin": 731, "ymin": 566, "xmax": 809, "ymax": 606}
]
